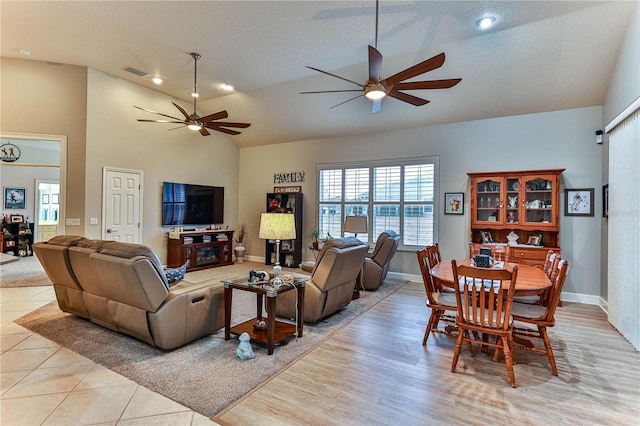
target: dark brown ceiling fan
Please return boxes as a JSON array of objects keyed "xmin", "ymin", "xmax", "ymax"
[
  {"xmin": 301, "ymin": 0, "xmax": 462, "ymax": 113},
  {"xmin": 134, "ymin": 52, "xmax": 250, "ymax": 136}
]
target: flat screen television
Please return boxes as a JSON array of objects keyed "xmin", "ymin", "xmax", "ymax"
[{"xmin": 162, "ymin": 182, "xmax": 224, "ymax": 226}]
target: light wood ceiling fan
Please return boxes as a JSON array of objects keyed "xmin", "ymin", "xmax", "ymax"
[
  {"xmin": 134, "ymin": 52, "xmax": 251, "ymax": 136},
  {"xmin": 301, "ymin": 0, "xmax": 462, "ymax": 113}
]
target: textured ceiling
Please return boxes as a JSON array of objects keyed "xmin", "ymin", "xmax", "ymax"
[{"xmin": 1, "ymin": 1, "xmax": 636, "ymax": 147}]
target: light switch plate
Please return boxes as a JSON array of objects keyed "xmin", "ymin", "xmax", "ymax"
[
  {"xmin": 65, "ymin": 218, "xmax": 81, "ymax": 226},
  {"xmin": 89, "ymin": 217, "xmax": 98, "ymax": 225}
]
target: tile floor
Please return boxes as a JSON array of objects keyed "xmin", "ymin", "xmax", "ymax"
[{"xmin": 1, "ymin": 286, "xmax": 219, "ymax": 425}]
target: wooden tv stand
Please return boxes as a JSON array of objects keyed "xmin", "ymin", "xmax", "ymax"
[{"xmin": 167, "ymin": 230, "xmax": 234, "ymax": 271}]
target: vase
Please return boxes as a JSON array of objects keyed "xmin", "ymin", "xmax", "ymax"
[{"xmin": 234, "ymin": 243, "xmax": 246, "ymax": 263}]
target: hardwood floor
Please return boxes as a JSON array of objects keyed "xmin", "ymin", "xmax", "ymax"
[{"xmin": 215, "ymin": 282, "xmax": 640, "ymax": 425}]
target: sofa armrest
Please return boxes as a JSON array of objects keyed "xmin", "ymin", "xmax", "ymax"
[{"xmin": 300, "ymin": 261, "xmax": 315, "ymax": 273}]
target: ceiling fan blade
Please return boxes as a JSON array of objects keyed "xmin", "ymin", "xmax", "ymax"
[
  {"xmin": 300, "ymin": 89, "xmax": 363, "ymax": 94},
  {"xmin": 306, "ymin": 66, "xmax": 363, "ymax": 87},
  {"xmin": 205, "ymin": 121, "xmax": 251, "ymax": 129},
  {"xmin": 167, "ymin": 126, "xmax": 186, "ymax": 131},
  {"xmin": 172, "ymin": 102, "xmax": 191, "ymax": 120},
  {"xmin": 329, "ymin": 93, "xmax": 365, "ymax": 109},
  {"xmin": 133, "ymin": 106, "xmax": 183, "ymax": 122},
  {"xmin": 211, "ymin": 127, "xmax": 242, "ymax": 136},
  {"xmin": 382, "ymin": 52, "xmax": 446, "ymax": 85},
  {"xmin": 371, "ymin": 99, "xmax": 382, "ymax": 114},
  {"xmin": 369, "ymin": 45, "xmax": 383, "ymax": 81},
  {"xmin": 199, "ymin": 128, "xmax": 211, "ymax": 136},
  {"xmin": 199, "ymin": 110, "xmax": 229, "ymax": 123},
  {"xmin": 395, "ymin": 79, "xmax": 462, "ymax": 91},
  {"xmin": 387, "ymin": 90, "xmax": 430, "ymax": 106},
  {"xmin": 137, "ymin": 119, "xmax": 184, "ymax": 124}
]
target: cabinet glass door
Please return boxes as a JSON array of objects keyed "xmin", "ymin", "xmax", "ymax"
[
  {"xmin": 475, "ymin": 178, "xmax": 503, "ymax": 224},
  {"xmin": 505, "ymin": 178, "xmax": 520, "ymax": 224},
  {"xmin": 523, "ymin": 176, "xmax": 554, "ymax": 225}
]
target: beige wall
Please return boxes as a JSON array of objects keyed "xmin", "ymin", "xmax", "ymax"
[
  {"xmin": 239, "ymin": 106, "xmax": 604, "ymax": 300},
  {"xmin": 1, "ymin": 58, "xmax": 87, "ymax": 234},
  {"xmin": 85, "ymin": 69, "xmax": 240, "ymax": 259}
]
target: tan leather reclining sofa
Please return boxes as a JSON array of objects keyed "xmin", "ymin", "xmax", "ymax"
[
  {"xmin": 33, "ymin": 235, "xmax": 224, "ymax": 350},
  {"xmin": 277, "ymin": 237, "xmax": 368, "ymax": 322}
]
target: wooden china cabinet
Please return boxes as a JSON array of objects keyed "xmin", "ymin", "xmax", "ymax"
[{"xmin": 467, "ymin": 169, "xmax": 564, "ymax": 266}]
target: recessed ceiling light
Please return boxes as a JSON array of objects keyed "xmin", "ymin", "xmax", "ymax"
[
  {"xmin": 152, "ymin": 77, "xmax": 163, "ymax": 85},
  {"xmin": 18, "ymin": 48, "xmax": 32, "ymax": 56},
  {"xmin": 477, "ymin": 16, "xmax": 496, "ymax": 30},
  {"xmin": 219, "ymin": 83, "xmax": 235, "ymax": 92}
]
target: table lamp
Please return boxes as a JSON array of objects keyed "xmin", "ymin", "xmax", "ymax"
[
  {"xmin": 344, "ymin": 215, "xmax": 368, "ymax": 238},
  {"xmin": 258, "ymin": 213, "xmax": 296, "ymax": 288}
]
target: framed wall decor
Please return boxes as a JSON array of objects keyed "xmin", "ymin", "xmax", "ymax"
[
  {"xmin": 444, "ymin": 192, "xmax": 464, "ymax": 215},
  {"xmin": 564, "ymin": 188, "xmax": 594, "ymax": 216},
  {"xmin": 10, "ymin": 214, "xmax": 24, "ymax": 223},
  {"xmin": 4, "ymin": 187, "xmax": 26, "ymax": 210},
  {"xmin": 603, "ymin": 184, "xmax": 609, "ymax": 218}
]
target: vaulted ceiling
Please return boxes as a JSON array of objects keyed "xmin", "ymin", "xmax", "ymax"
[{"xmin": 1, "ymin": 1, "xmax": 635, "ymax": 147}]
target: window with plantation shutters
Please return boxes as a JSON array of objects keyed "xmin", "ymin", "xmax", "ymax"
[{"xmin": 317, "ymin": 157, "xmax": 438, "ymax": 248}]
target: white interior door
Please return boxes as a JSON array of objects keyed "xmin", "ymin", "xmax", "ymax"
[{"xmin": 103, "ymin": 168, "xmax": 143, "ymax": 243}]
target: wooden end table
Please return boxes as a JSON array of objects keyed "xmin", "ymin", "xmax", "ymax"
[{"xmin": 223, "ymin": 277, "xmax": 305, "ymax": 355}]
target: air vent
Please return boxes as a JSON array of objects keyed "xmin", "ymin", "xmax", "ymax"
[{"xmin": 122, "ymin": 66, "xmax": 149, "ymax": 77}]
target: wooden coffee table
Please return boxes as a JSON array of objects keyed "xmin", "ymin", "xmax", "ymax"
[{"xmin": 223, "ymin": 276, "xmax": 305, "ymax": 355}]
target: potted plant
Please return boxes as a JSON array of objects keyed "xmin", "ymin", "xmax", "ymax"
[{"xmin": 308, "ymin": 229, "xmax": 321, "ymax": 250}]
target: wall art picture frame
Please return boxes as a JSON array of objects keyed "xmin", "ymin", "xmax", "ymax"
[
  {"xmin": 565, "ymin": 188, "xmax": 594, "ymax": 217},
  {"xmin": 4, "ymin": 187, "xmax": 26, "ymax": 210},
  {"xmin": 603, "ymin": 184, "xmax": 609, "ymax": 218},
  {"xmin": 10, "ymin": 214, "xmax": 24, "ymax": 223},
  {"xmin": 444, "ymin": 192, "xmax": 464, "ymax": 215}
]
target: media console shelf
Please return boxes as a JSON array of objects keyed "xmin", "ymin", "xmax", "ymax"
[{"xmin": 166, "ymin": 230, "xmax": 234, "ymax": 271}]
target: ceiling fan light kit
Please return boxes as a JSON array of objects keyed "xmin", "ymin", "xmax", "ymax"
[
  {"xmin": 364, "ymin": 82, "xmax": 386, "ymax": 100},
  {"xmin": 301, "ymin": 0, "xmax": 461, "ymax": 114},
  {"xmin": 134, "ymin": 52, "xmax": 250, "ymax": 136}
]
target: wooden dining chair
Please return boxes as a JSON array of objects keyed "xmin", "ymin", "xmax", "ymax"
[
  {"xmin": 416, "ymin": 247, "xmax": 457, "ymax": 345},
  {"xmin": 451, "ymin": 260, "xmax": 519, "ymax": 388},
  {"xmin": 513, "ymin": 250, "xmax": 559, "ymax": 305},
  {"xmin": 511, "ymin": 259, "xmax": 570, "ymax": 376}
]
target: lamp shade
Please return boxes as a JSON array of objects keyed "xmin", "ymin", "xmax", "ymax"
[
  {"xmin": 344, "ymin": 216, "xmax": 368, "ymax": 234},
  {"xmin": 258, "ymin": 213, "xmax": 296, "ymax": 240}
]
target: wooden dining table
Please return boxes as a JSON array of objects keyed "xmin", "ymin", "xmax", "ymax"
[{"xmin": 430, "ymin": 259, "xmax": 552, "ymax": 296}]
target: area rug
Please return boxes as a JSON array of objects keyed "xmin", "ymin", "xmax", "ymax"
[
  {"xmin": 15, "ymin": 265, "xmax": 405, "ymax": 417},
  {"xmin": 0, "ymin": 255, "xmax": 51, "ymax": 288}
]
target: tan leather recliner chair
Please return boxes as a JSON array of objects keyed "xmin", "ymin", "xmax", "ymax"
[
  {"xmin": 276, "ymin": 237, "xmax": 368, "ymax": 322},
  {"xmin": 361, "ymin": 230, "xmax": 400, "ymax": 290}
]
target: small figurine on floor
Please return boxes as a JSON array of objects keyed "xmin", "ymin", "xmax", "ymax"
[{"xmin": 236, "ymin": 332, "xmax": 255, "ymax": 360}]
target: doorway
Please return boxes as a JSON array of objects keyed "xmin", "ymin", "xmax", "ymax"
[
  {"xmin": 0, "ymin": 132, "xmax": 67, "ymax": 237},
  {"xmin": 35, "ymin": 180, "xmax": 60, "ymax": 242}
]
